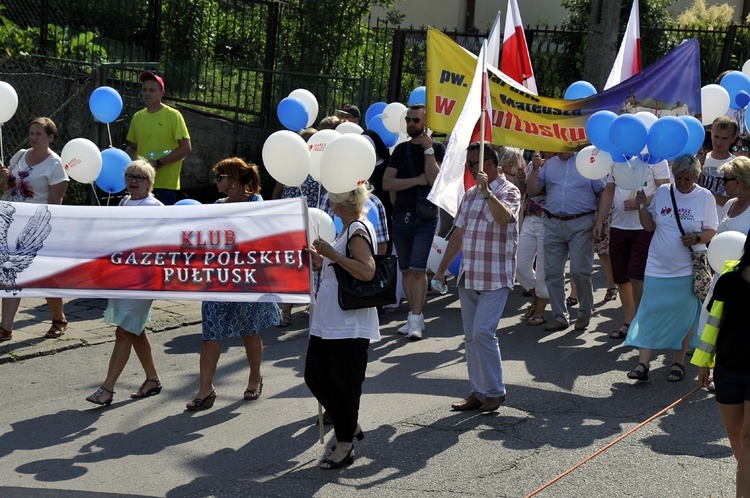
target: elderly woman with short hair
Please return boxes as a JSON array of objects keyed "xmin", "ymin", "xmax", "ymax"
[
  {"xmin": 625, "ymin": 155, "xmax": 718, "ymax": 383},
  {"xmin": 86, "ymin": 160, "xmax": 164, "ymax": 405},
  {"xmin": 305, "ymin": 182, "xmax": 379, "ymax": 470}
]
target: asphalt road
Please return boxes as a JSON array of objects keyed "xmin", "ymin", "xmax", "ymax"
[{"xmin": 0, "ymin": 268, "xmax": 737, "ymax": 497}]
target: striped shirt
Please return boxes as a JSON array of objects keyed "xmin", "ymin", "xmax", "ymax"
[{"xmin": 454, "ymin": 175, "xmax": 521, "ymax": 291}]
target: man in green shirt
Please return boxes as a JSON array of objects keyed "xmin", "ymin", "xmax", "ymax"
[{"xmin": 126, "ymin": 71, "xmax": 192, "ymax": 205}]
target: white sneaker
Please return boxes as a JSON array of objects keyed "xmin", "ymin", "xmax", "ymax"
[
  {"xmin": 407, "ymin": 314, "xmax": 423, "ymax": 340},
  {"xmin": 397, "ymin": 312, "xmax": 412, "ymax": 334}
]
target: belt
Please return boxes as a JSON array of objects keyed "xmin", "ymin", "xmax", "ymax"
[{"xmin": 543, "ymin": 209, "xmax": 595, "ymax": 221}]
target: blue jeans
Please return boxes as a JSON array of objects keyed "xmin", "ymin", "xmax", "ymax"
[
  {"xmin": 458, "ymin": 280, "xmax": 509, "ymax": 400},
  {"xmin": 391, "ymin": 211, "xmax": 437, "ymax": 271}
]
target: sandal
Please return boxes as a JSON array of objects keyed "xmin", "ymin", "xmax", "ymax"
[
  {"xmin": 186, "ymin": 390, "xmax": 217, "ymax": 411},
  {"xmin": 667, "ymin": 362, "xmax": 685, "ymax": 382},
  {"xmin": 522, "ymin": 304, "xmax": 537, "ymax": 319},
  {"xmin": 319, "ymin": 446, "xmax": 355, "ymax": 470},
  {"xmin": 86, "ymin": 386, "xmax": 115, "ymax": 406},
  {"xmin": 276, "ymin": 312, "xmax": 291, "ymax": 328},
  {"xmin": 527, "ymin": 316, "xmax": 546, "ymax": 326},
  {"xmin": 604, "ymin": 287, "xmax": 618, "ymax": 302},
  {"xmin": 131, "ymin": 378, "xmax": 162, "ymax": 399},
  {"xmin": 627, "ymin": 362, "xmax": 649, "ymax": 381},
  {"xmin": 0, "ymin": 326, "xmax": 12, "ymax": 342},
  {"xmin": 44, "ymin": 319, "xmax": 68, "ymax": 338},
  {"xmin": 609, "ymin": 323, "xmax": 630, "ymax": 339},
  {"xmin": 243, "ymin": 377, "xmax": 264, "ymax": 401},
  {"xmin": 566, "ymin": 297, "xmax": 578, "ymax": 307}
]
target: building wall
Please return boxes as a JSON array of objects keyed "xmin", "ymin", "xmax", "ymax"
[{"xmin": 370, "ymin": 0, "xmax": 745, "ymax": 30}]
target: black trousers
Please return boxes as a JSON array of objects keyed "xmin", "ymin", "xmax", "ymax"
[{"xmin": 304, "ymin": 335, "xmax": 370, "ymax": 443}]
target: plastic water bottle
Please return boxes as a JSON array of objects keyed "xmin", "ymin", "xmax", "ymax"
[
  {"xmin": 147, "ymin": 149, "xmax": 172, "ymax": 160},
  {"xmin": 430, "ymin": 278, "xmax": 448, "ymax": 295}
]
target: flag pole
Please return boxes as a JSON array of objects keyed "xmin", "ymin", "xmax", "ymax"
[{"xmin": 478, "ymin": 40, "xmax": 488, "ymax": 166}]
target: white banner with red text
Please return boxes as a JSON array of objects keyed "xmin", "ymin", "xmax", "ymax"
[{"xmin": 0, "ymin": 198, "xmax": 311, "ymax": 303}]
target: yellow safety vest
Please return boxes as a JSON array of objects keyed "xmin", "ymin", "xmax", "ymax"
[{"xmin": 691, "ymin": 260, "xmax": 739, "ymax": 369}]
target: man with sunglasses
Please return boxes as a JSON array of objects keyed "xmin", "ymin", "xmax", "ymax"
[
  {"xmin": 126, "ymin": 71, "xmax": 192, "ymax": 205},
  {"xmin": 434, "ymin": 142, "xmax": 520, "ymax": 412},
  {"xmin": 383, "ymin": 103, "xmax": 445, "ymax": 340},
  {"xmin": 700, "ymin": 116, "xmax": 737, "ymax": 211}
]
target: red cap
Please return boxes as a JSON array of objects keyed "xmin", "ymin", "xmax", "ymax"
[{"xmin": 139, "ymin": 71, "xmax": 164, "ymax": 90}]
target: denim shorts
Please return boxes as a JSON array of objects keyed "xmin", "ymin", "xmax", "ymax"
[{"xmin": 391, "ymin": 211, "xmax": 437, "ymax": 271}]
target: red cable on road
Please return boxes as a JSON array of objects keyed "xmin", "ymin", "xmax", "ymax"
[{"xmin": 525, "ymin": 385, "xmax": 704, "ymax": 498}]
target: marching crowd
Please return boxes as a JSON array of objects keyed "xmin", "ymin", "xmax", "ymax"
[{"xmin": 2, "ymin": 73, "xmax": 750, "ymax": 479}]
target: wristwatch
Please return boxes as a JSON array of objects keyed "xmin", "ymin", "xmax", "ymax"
[
  {"xmin": 155, "ymin": 159, "xmax": 163, "ymax": 168},
  {"xmin": 483, "ymin": 192, "xmax": 493, "ymax": 200},
  {"xmin": 694, "ymin": 232, "xmax": 701, "ymax": 243},
  {"xmin": 423, "ymin": 147, "xmax": 435, "ymax": 156}
]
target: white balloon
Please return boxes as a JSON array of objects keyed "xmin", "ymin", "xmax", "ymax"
[
  {"xmin": 612, "ymin": 157, "xmax": 650, "ymax": 191},
  {"xmin": 320, "ymin": 134, "xmax": 376, "ymax": 194},
  {"xmin": 575, "ymin": 145, "xmax": 613, "ymax": 180},
  {"xmin": 0, "ymin": 81, "xmax": 19, "ymax": 124},
  {"xmin": 743, "ymin": 59, "xmax": 750, "ymax": 78},
  {"xmin": 289, "ymin": 89, "xmax": 318, "ymax": 128},
  {"xmin": 708, "ymin": 230, "xmax": 747, "ymax": 272},
  {"xmin": 634, "ymin": 111, "xmax": 658, "ymax": 130},
  {"xmin": 307, "ymin": 208, "xmax": 336, "ymax": 244},
  {"xmin": 426, "ymin": 235, "xmax": 449, "ymax": 275},
  {"xmin": 307, "ymin": 129, "xmax": 341, "ymax": 182},
  {"xmin": 60, "ymin": 138, "xmax": 103, "ymax": 184},
  {"xmin": 701, "ymin": 84, "xmax": 731, "ymax": 125},
  {"xmin": 262, "ymin": 130, "xmax": 310, "ymax": 187},
  {"xmin": 335, "ymin": 122, "xmax": 364, "ymax": 135},
  {"xmin": 382, "ymin": 102, "xmax": 407, "ymax": 133}
]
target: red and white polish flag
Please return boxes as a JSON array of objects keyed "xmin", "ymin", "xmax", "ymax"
[
  {"xmin": 501, "ymin": 0, "xmax": 537, "ymax": 95},
  {"xmin": 604, "ymin": 0, "xmax": 642, "ymax": 90}
]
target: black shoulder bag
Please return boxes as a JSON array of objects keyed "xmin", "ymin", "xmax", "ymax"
[
  {"xmin": 669, "ymin": 185, "xmax": 712, "ymax": 301},
  {"xmin": 331, "ymin": 220, "xmax": 397, "ymax": 310},
  {"xmin": 406, "ymin": 144, "xmax": 438, "ymax": 220}
]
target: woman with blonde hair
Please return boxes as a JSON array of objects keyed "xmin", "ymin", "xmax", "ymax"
[{"xmin": 305, "ymin": 182, "xmax": 379, "ymax": 470}]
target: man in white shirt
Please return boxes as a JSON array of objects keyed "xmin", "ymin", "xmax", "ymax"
[{"xmin": 700, "ymin": 116, "xmax": 737, "ymax": 208}]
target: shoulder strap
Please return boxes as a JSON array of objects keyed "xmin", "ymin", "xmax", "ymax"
[
  {"xmin": 344, "ymin": 220, "xmax": 375, "ymax": 258},
  {"xmin": 669, "ymin": 185, "xmax": 693, "ymax": 253},
  {"xmin": 8, "ymin": 149, "xmax": 26, "ymax": 172},
  {"xmin": 405, "ymin": 144, "xmax": 429, "ymax": 197}
]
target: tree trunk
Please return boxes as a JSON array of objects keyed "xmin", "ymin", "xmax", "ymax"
[{"xmin": 582, "ymin": 0, "xmax": 623, "ymax": 91}]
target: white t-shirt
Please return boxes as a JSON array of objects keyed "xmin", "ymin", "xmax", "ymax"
[
  {"xmin": 645, "ymin": 184, "xmax": 718, "ymax": 278},
  {"xmin": 608, "ymin": 160, "xmax": 670, "ymax": 230},
  {"xmin": 718, "ymin": 198, "xmax": 750, "ymax": 235},
  {"xmin": 6, "ymin": 149, "xmax": 68, "ymax": 204},
  {"xmin": 119, "ymin": 195, "xmax": 164, "ymax": 207},
  {"xmin": 700, "ymin": 152, "xmax": 734, "ymax": 197}
]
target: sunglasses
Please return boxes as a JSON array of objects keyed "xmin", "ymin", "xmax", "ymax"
[
  {"xmin": 731, "ymin": 145, "xmax": 749, "ymax": 153},
  {"xmin": 404, "ymin": 116, "xmax": 421, "ymax": 124},
  {"xmin": 125, "ymin": 174, "xmax": 148, "ymax": 183},
  {"xmin": 722, "ymin": 177, "xmax": 738, "ymax": 183}
]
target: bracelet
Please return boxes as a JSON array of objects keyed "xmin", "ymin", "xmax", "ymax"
[
  {"xmin": 694, "ymin": 232, "xmax": 701, "ymax": 243},
  {"xmin": 483, "ymin": 192, "xmax": 493, "ymax": 200},
  {"xmin": 333, "ymin": 253, "xmax": 342, "ymax": 264},
  {"xmin": 155, "ymin": 159, "xmax": 163, "ymax": 168}
]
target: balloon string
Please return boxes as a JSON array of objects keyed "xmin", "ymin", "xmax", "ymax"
[
  {"xmin": 107, "ymin": 191, "xmax": 112, "ymax": 206},
  {"xmin": 315, "ymin": 182, "xmax": 322, "ymax": 239},
  {"xmin": 0, "ymin": 124, "xmax": 4, "ymax": 167},
  {"xmin": 106, "ymin": 123, "xmax": 113, "ymax": 148},
  {"xmin": 91, "ymin": 184, "xmax": 101, "ymax": 206}
]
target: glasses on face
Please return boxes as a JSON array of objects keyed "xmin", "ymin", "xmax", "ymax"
[
  {"xmin": 731, "ymin": 145, "xmax": 749, "ymax": 153},
  {"xmin": 215, "ymin": 174, "xmax": 227, "ymax": 182},
  {"xmin": 722, "ymin": 177, "xmax": 738, "ymax": 183},
  {"xmin": 404, "ymin": 116, "xmax": 421, "ymax": 124},
  {"xmin": 125, "ymin": 174, "xmax": 148, "ymax": 183}
]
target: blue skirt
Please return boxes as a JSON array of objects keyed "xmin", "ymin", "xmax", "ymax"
[{"xmin": 624, "ymin": 275, "xmax": 701, "ymax": 351}]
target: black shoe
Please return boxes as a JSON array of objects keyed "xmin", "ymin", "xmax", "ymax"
[
  {"xmin": 627, "ymin": 362, "xmax": 649, "ymax": 381},
  {"xmin": 319, "ymin": 446, "xmax": 354, "ymax": 470}
]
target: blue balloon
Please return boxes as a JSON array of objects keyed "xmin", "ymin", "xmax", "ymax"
[
  {"xmin": 736, "ymin": 90, "xmax": 750, "ymax": 109},
  {"xmin": 367, "ymin": 113, "xmax": 398, "ymax": 148},
  {"xmin": 586, "ymin": 111, "xmax": 618, "ymax": 153},
  {"xmin": 448, "ymin": 252, "xmax": 462, "ymax": 277},
  {"xmin": 89, "ymin": 86, "xmax": 123, "ymax": 124},
  {"xmin": 676, "ymin": 115, "xmax": 706, "ymax": 157},
  {"xmin": 609, "ymin": 114, "xmax": 648, "ymax": 156},
  {"xmin": 333, "ymin": 215, "xmax": 343, "ymax": 235},
  {"xmin": 647, "ymin": 116, "xmax": 689, "ymax": 160},
  {"xmin": 365, "ymin": 102, "xmax": 387, "ymax": 126},
  {"xmin": 564, "ymin": 81, "xmax": 597, "ymax": 100},
  {"xmin": 95, "ymin": 148, "xmax": 130, "ymax": 193},
  {"xmin": 175, "ymin": 198, "xmax": 201, "ymax": 205},
  {"xmin": 720, "ymin": 71, "xmax": 750, "ymax": 110},
  {"xmin": 277, "ymin": 97, "xmax": 308, "ymax": 131},
  {"xmin": 408, "ymin": 86, "xmax": 427, "ymax": 106},
  {"xmin": 365, "ymin": 198, "xmax": 380, "ymax": 228}
]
